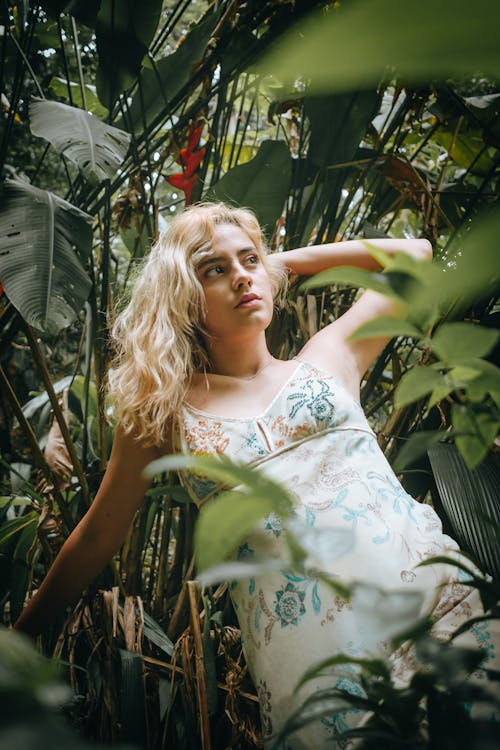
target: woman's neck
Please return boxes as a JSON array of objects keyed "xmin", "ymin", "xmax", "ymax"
[{"xmin": 206, "ymin": 333, "xmax": 273, "ymax": 379}]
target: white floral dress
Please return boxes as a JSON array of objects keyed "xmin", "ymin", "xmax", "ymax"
[{"xmin": 176, "ymin": 359, "xmax": 496, "ymax": 748}]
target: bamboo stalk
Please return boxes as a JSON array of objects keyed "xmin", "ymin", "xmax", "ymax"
[
  {"xmin": 23, "ymin": 324, "xmax": 91, "ymax": 507},
  {"xmin": 188, "ymin": 580, "xmax": 211, "ymax": 750}
]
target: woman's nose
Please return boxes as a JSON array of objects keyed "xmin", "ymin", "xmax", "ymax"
[{"xmin": 231, "ymin": 262, "xmax": 252, "ymax": 289}]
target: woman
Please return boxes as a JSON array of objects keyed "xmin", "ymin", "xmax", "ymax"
[{"xmin": 15, "ymin": 203, "xmax": 496, "ymax": 747}]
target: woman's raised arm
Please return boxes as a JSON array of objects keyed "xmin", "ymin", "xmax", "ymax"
[
  {"xmin": 13, "ymin": 426, "xmax": 160, "ymax": 637},
  {"xmin": 273, "ymin": 237, "xmax": 432, "ymax": 393},
  {"xmin": 275, "ymin": 236, "xmax": 432, "ymax": 277}
]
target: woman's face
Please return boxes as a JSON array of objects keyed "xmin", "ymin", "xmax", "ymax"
[{"xmin": 196, "ymin": 223, "xmax": 274, "ymax": 342}]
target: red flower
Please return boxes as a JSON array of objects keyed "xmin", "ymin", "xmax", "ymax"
[
  {"xmin": 166, "ymin": 173, "xmax": 198, "ymax": 203},
  {"xmin": 167, "ymin": 122, "xmax": 205, "ymax": 205}
]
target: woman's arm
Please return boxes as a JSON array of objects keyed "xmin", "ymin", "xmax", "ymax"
[
  {"xmin": 277, "ymin": 237, "xmax": 432, "ymax": 276},
  {"xmin": 281, "ymin": 237, "xmax": 433, "ymax": 393},
  {"xmin": 14, "ymin": 425, "xmax": 160, "ymax": 637}
]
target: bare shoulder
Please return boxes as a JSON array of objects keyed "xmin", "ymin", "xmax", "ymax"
[{"xmin": 298, "ymin": 335, "xmax": 361, "ymax": 402}]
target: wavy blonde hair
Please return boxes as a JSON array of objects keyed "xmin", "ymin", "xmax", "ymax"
[{"xmin": 108, "ymin": 202, "xmax": 287, "ymax": 445}]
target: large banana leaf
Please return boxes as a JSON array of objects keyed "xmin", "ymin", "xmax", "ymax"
[
  {"xmin": 0, "ymin": 180, "xmax": 93, "ymax": 334},
  {"xmin": 29, "ymin": 98, "xmax": 131, "ymax": 183},
  {"xmin": 124, "ymin": 9, "xmax": 220, "ymax": 135},
  {"xmin": 205, "ymin": 140, "xmax": 292, "ymax": 235},
  {"xmin": 95, "ymin": 0, "xmax": 164, "ymax": 109},
  {"xmin": 428, "ymin": 443, "xmax": 500, "ymax": 580}
]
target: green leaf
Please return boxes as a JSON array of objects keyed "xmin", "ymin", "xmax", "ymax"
[
  {"xmin": 30, "ymin": 98, "xmax": 131, "ymax": 183},
  {"xmin": 305, "ymin": 90, "xmax": 380, "ymax": 168},
  {"xmin": 124, "ymin": 11, "xmax": 219, "ymax": 134},
  {"xmin": 394, "ymin": 367, "xmax": 445, "ymax": 408},
  {"xmin": 197, "ymin": 558, "xmax": 283, "ymax": 588},
  {"xmin": 451, "ymin": 404, "xmax": 499, "ymax": 468},
  {"xmin": 257, "ymin": 0, "xmax": 500, "ymax": 94},
  {"xmin": 300, "ymin": 267, "xmax": 403, "ymax": 299},
  {"xmin": 142, "ymin": 611, "xmax": 174, "ymax": 656},
  {"xmin": 0, "ymin": 513, "xmax": 38, "ymax": 552},
  {"xmin": 0, "ymin": 180, "xmax": 92, "ymax": 334},
  {"xmin": 48, "ymin": 77, "xmax": 109, "ymax": 119},
  {"xmin": 427, "ymin": 384, "xmax": 454, "ymax": 410},
  {"xmin": 205, "ymin": 140, "xmax": 292, "ymax": 235},
  {"xmin": 393, "ymin": 431, "xmax": 449, "ymax": 472},
  {"xmin": 195, "ymin": 490, "xmax": 288, "ymax": 572},
  {"xmin": 96, "ymin": 0, "xmax": 164, "ymax": 109},
  {"xmin": 10, "ymin": 515, "xmax": 39, "ymax": 622},
  {"xmin": 118, "ymin": 648, "xmax": 147, "ymax": 745},
  {"xmin": 22, "ymin": 376, "xmax": 73, "ymax": 419},
  {"xmin": 144, "ymin": 454, "xmax": 294, "ymax": 571},
  {"xmin": 145, "ymin": 454, "xmax": 292, "ymax": 510},
  {"xmin": 348, "ymin": 316, "xmax": 423, "ymax": 342},
  {"xmin": 431, "ymin": 323, "xmax": 499, "ymax": 364}
]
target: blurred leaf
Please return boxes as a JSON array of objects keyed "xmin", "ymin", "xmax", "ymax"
[
  {"xmin": 300, "ymin": 266, "xmax": 403, "ymax": 300},
  {"xmin": 0, "ymin": 180, "xmax": 92, "ymax": 334},
  {"xmin": 145, "ymin": 454, "xmax": 294, "ymax": 571},
  {"xmin": 206, "ymin": 140, "xmax": 292, "ymax": 234},
  {"xmin": 197, "ymin": 558, "xmax": 283, "ymax": 587},
  {"xmin": 145, "ymin": 454, "xmax": 293, "ymax": 511},
  {"xmin": 349, "ymin": 582, "xmax": 424, "ymax": 648},
  {"xmin": 349, "ymin": 316, "xmax": 423, "ymax": 342},
  {"xmin": 285, "ymin": 516, "xmax": 354, "ymax": 569},
  {"xmin": 394, "ymin": 367, "xmax": 445, "ymax": 408},
  {"xmin": 296, "ymin": 653, "xmax": 390, "ymax": 691},
  {"xmin": 30, "ymin": 98, "xmax": 131, "ymax": 183},
  {"xmin": 257, "ymin": 0, "xmax": 500, "ymax": 94},
  {"xmin": 451, "ymin": 404, "xmax": 499, "ymax": 468},
  {"xmin": 431, "ymin": 323, "xmax": 499, "ymax": 364},
  {"xmin": 48, "ymin": 77, "xmax": 109, "ymax": 119},
  {"xmin": 460, "ymin": 359, "xmax": 500, "ymax": 405},
  {"xmin": 276, "ymin": 687, "xmax": 375, "ymax": 744},
  {"xmin": 197, "ymin": 490, "xmax": 290, "ymax": 572}
]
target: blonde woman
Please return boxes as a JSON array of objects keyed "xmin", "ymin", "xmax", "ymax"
[{"xmin": 15, "ymin": 203, "xmax": 496, "ymax": 747}]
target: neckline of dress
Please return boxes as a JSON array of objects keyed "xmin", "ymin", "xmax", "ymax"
[{"xmin": 183, "ymin": 360, "xmax": 304, "ymax": 422}]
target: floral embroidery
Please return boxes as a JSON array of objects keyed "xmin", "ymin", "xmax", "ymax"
[
  {"xmin": 184, "ymin": 418, "xmax": 229, "ymax": 454},
  {"xmin": 274, "ymin": 582, "xmax": 306, "ymax": 626},
  {"xmin": 256, "ymin": 679, "xmax": 273, "ymax": 738},
  {"xmin": 264, "ymin": 512, "xmax": 282, "ymax": 537},
  {"xmin": 287, "ymin": 378, "xmax": 335, "ymax": 421}
]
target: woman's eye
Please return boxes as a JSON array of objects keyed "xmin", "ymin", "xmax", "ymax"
[
  {"xmin": 246, "ymin": 255, "xmax": 259, "ymax": 265},
  {"xmin": 205, "ymin": 264, "xmax": 224, "ymax": 278}
]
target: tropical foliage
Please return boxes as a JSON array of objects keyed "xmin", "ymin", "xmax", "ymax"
[{"xmin": 1, "ymin": 0, "xmax": 499, "ymax": 747}]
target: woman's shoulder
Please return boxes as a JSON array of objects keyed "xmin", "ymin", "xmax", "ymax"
[{"xmin": 295, "ymin": 345, "xmax": 361, "ymax": 402}]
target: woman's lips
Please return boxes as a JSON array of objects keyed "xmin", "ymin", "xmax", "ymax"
[{"xmin": 235, "ymin": 294, "xmax": 261, "ymax": 308}]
